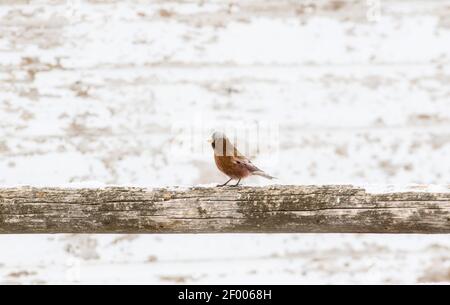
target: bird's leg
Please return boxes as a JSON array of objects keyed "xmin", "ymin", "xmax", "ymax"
[
  {"xmin": 217, "ymin": 178, "xmax": 232, "ymax": 187},
  {"xmin": 230, "ymin": 178, "xmax": 241, "ymax": 187}
]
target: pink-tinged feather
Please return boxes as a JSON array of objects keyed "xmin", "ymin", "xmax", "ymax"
[{"xmin": 211, "ymin": 132, "xmax": 275, "ymax": 184}]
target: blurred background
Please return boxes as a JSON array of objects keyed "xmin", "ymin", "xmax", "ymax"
[{"xmin": 0, "ymin": 0, "xmax": 449, "ymax": 284}]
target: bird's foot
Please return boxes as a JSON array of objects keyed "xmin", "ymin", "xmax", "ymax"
[
  {"xmin": 216, "ymin": 178, "xmax": 233, "ymax": 187},
  {"xmin": 230, "ymin": 179, "xmax": 241, "ymax": 187},
  {"xmin": 216, "ymin": 184, "xmax": 240, "ymax": 188}
]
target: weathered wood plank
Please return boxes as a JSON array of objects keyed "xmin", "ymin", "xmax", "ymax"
[{"xmin": 0, "ymin": 185, "xmax": 449, "ymax": 234}]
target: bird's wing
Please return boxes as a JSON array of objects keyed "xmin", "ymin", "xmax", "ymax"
[
  {"xmin": 232, "ymin": 155, "xmax": 261, "ymax": 173},
  {"xmin": 233, "ymin": 155, "xmax": 275, "ymax": 179}
]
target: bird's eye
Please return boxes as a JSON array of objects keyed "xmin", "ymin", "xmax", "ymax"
[{"xmin": 211, "ymin": 141, "xmax": 215, "ymax": 149}]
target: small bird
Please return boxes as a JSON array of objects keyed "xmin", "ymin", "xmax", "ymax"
[{"xmin": 209, "ymin": 132, "xmax": 275, "ymax": 187}]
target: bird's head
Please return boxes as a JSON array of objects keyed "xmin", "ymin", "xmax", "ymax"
[
  {"xmin": 209, "ymin": 131, "xmax": 233, "ymax": 155},
  {"xmin": 209, "ymin": 131, "xmax": 225, "ymax": 149}
]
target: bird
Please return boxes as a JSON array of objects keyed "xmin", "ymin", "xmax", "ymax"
[{"xmin": 209, "ymin": 132, "xmax": 275, "ymax": 187}]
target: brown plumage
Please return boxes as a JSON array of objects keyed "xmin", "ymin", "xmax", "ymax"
[{"xmin": 209, "ymin": 132, "xmax": 275, "ymax": 187}]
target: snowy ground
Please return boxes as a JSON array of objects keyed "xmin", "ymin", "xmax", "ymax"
[{"xmin": 0, "ymin": 0, "xmax": 449, "ymax": 284}]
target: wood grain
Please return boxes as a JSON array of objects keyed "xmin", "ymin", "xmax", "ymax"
[{"xmin": 1, "ymin": 185, "xmax": 449, "ymax": 234}]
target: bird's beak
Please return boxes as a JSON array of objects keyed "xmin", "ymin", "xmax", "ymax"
[{"xmin": 207, "ymin": 139, "xmax": 213, "ymax": 143}]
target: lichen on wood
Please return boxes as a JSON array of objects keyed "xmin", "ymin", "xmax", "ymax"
[{"xmin": 0, "ymin": 185, "xmax": 449, "ymax": 234}]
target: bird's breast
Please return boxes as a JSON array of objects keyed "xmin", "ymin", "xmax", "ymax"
[{"xmin": 214, "ymin": 155, "xmax": 251, "ymax": 179}]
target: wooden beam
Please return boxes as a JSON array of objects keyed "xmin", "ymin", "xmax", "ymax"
[{"xmin": 0, "ymin": 185, "xmax": 449, "ymax": 234}]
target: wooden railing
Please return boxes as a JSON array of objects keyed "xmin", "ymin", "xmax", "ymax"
[{"xmin": 0, "ymin": 185, "xmax": 449, "ymax": 234}]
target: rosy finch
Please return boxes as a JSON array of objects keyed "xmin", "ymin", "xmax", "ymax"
[{"xmin": 209, "ymin": 132, "xmax": 275, "ymax": 187}]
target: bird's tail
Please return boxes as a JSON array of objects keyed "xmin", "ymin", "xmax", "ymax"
[{"xmin": 253, "ymin": 171, "xmax": 276, "ymax": 180}]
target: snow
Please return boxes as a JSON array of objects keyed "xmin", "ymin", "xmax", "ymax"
[{"xmin": 363, "ymin": 184, "xmax": 450, "ymax": 194}]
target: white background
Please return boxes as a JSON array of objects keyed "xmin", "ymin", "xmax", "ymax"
[{"xmin": 0, "ymin": 0, "xmax": 449, "ymax": 284}]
